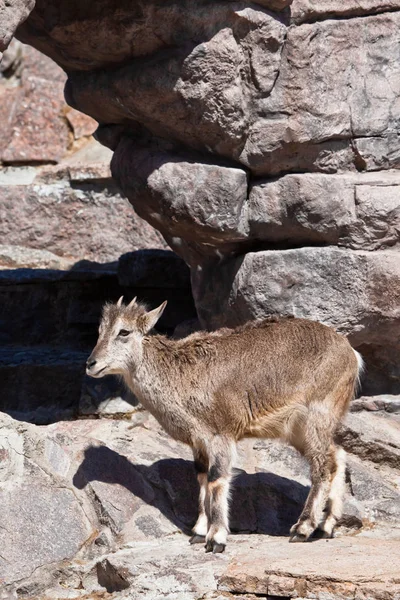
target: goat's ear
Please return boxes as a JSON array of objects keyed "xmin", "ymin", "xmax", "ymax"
[{"xmin": 139, "ymin": 301, "xmax": 167, "ymax": 334}]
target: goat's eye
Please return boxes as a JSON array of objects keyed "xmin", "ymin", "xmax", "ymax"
[{"xmin": 118, "ymin": 329, "xmax": 131, "ymax": 337}]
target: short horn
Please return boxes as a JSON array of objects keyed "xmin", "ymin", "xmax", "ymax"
[
  {"xmin": 117, "ymin": 296, "xmax": 124, "ymax": 308},
  {"xmin": 128, "ymin": 296, "xmax": 137, "ymax": 308}
]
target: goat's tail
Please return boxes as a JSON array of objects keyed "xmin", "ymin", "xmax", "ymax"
[{"xmin": 352, "ymin": 349, "xmax": 365, "ymax": 396}]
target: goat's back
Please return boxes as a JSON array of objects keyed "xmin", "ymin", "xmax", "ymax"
[{"xmin": 180, "ymin": 317, "xmax": 358, "ymax": 438}]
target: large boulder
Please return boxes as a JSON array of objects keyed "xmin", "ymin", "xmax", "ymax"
[{"xmin": 14, "ymin": 3, "xmax": 400, "ymax": 176}]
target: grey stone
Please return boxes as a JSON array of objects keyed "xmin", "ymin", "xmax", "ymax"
[
  {"xmin": 0, "ymin": 483, "xmax": 94, "ymax": 585},
  {"xmin": 0, "ymin": 409, "xmax": 400, "ymax": 597},
  {"xmin": 0, "ymin": 346, "xmax": 88, "ymax": 422},
  {"xmin": 346, "ymin": 456, "xmax": 400, "ymax": 524},
  {"xmin": 0, "ymin": 0, "xmax": 34, "ymax": 53},
  {"xmin": 19, "ymin": 4, "xmax": 400, "ymax": 177},
  {"xmin": 248, "ymin": 171, "xmax": 400, "ymax": 250},
  {"xmin": 111, "ymin": 140, "xmax": 249, "ymax": 260},
  {"xmin": 291, "ymin": 0, "xmax": 400, "ymax": 24},
  {"xmin": 338, "ymin": 412, "xmax": 400, "ymax": 470},
  {"xmin": 0, "ymin": 171, "xmax": 166, "ymax": 265},
  {"xmin": 0, "ymin": 39, "xmax": 23, "ymax": 74},
  {"xmin": 255, "ymin": 0, "xmax": 293, "ymax": 10},
  {"xmin": 192, "ymin": 247, "xmax": 400, "ymax": 392},
  {"xmin": 63, "ymin": 7, "xmax": 285, "ymax": 161},
  {"xmin": 239, "ymin": 13, "xmax": 400, "ymax": 175},
  {"xmin": 351, "ymin": 395, "xmax": 400, "ymax": 414},
  {"xmin": 193, "ymin": 247, "xmax": 400, "ymax": 341},
  {"xmin": 0, "ymin": 244, "xmax": 75, "ymax": 270}
]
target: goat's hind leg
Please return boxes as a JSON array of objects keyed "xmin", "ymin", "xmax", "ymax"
[
  {"xmin": 190, "ymin": 446, "xmax": 209, "ymax": 545},
  {"xmin": 289, "ymin": 408, "xmax": 336, "ymax": 543},
  {"xmin": 290, "ymin": 451, "xmax": 332, "ymax": 542},
  {"xmin": 319, "ymin": 445, "xmax": 347, "ymax": 538},
  {"xmin": 204, "ymin": 436, "xmax": 235, "ymax": 553}
]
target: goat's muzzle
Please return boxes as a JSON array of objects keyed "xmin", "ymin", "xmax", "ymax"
[{"xmin": 86, "ymin": 355, "xmax": 106, "ymax": 377}]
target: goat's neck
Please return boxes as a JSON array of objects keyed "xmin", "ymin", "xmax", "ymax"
[
  {"xmin": 123, "ymin": 336, "xmax": 179, "ymax": 415},
  {"xmin": 123, "ymin": 336, "xmax": 193, "ymax": 444}
]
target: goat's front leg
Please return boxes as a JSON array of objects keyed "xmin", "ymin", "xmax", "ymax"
[
  {"xmin": 204, "ymin": 436, "xmax": 235, "ymax": 554},
  {"xmin": 190, "ymin": 446, "xmax": 209, "ymax": 545}
]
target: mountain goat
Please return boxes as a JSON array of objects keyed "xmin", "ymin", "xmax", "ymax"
[{"xmin": 86, "ymin": 297, "xmax": 362, "ymax": 553}]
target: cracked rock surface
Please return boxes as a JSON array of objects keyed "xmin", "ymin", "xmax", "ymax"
[
  {"xmin": 6, "ymin": 0, "xmax": 399, "ymax": 394},
  {"xmin": 0, "ymin": 408, "xmax": 399, "ymax": 598}
]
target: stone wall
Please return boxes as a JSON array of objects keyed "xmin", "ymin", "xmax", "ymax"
[
  {"xmin": 0, "ymin": 39, "xmax": 165, "ymax": 265},
  {"xmin": 2, "ymin": 0, "xmax": 398, "ymax": 394},
  {"xmin": 0, "ymin": 39, "xmax": 195, "ymax": 420}
]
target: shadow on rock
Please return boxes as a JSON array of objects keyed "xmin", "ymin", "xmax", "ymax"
[{"xmin": 73, "ymin": 445, "xmax": 308, "ymax": 537}]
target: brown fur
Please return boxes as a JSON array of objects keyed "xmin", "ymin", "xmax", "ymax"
[{"xmin": 87, "ymin": 300, "xmax": 362, "ymax": 552}]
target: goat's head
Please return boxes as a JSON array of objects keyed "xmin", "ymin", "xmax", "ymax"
[{"xmin": 86, "ymin": 297, "xmax": 167, "ymax": 378}]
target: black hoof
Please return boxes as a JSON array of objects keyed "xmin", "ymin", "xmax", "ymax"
[
  {"xmin": 319, "ymin": 529, "xmax": 334, "ymax": 539},
  {"xmin": 189, "ymin": 534, "xmax": 206, "ymax": 545},
  {"xmin": 205, "ymin": 540, "xmax": 226, "ymax": 553},
  {"xmin": 212, "ymin": 543, "xmax": 226, "ymax": 554},
  {"xmin": 289, "ymin": 532, "xmax": 308, "ymax": 543}
]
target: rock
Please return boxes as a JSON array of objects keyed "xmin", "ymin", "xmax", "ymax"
[
  {"xmin": 0, "ymin": 244, "xmax": 75, "ymax": 270},
  {"xmin": 0, "ymin": 409, "xmax": 399, "ymax": 598},
  {"xmin": 0, "ymin": 346, "xmax": 87, "ymax": 422},
  {"xmin": 79, "ymin": 374, "xmax": 139, "ymax": 417},
  {"xmin": 0, "ymin": 42, "xmax": 108, "ymax": 165},
  {"xmin": 191, "ymin": 247, "xmax": 400, "ymax": 392},
  {"xmin": 353, "ymin": 133, "xmax": 400, "ymax": 171},
  {"xmin": 239, "ymin": 12, "xmax": 400, "ymax": 175},
  {"xmin": 346, "ymin": 455, "xmax": 400, "ymax": 525},
  {"xmin": 0, "ymin": 39, "xmax": 23, "ymax": 74},
  {"xmin": 192, "ymin": 246, "xmax": 400, "ymax": 339},
  {"xmin": 111, "ymin": 140, "xmax": 249, "ymax": 259},
  {"xmin": 65, "ymin": 107, "xmax": 97, "ymax": 140},
  {"xmin": 218, "ymin": 536, "xmax": 400, "ymax": 599},
  {"xmin": 118, "ymin": 249, "xmax": 191, "ymax": 290},
  {"xmin": 351, "ymin": 395, "xmax": 400, "ymax": 414},
  {"xmin": 0, "ymin": 0, "xmax": 34, "ymax": 54},
  {"xmin": 0, "ymin": 41, "xmax": 99, "ymax": 165},
  {"xmin": 291, "ymin": 0, "xmax": 400, "ymax": 23},
  {"xmin": 0, "ymin": 169, "xmax": 165, "ymax": 264},
  {"xmin": 25, "ymin": 4, "xmax": 286, "ymax": 161},
  {"xmin": 2, "ymin": 75, "xmax": 70, "ymax": 164},
  {"xmin": 248, "ymin": 171, "xmax": 400, "ymax": 250},
  {"xmin": 173, "ymin": 318, "xmax": 201, "ymax": 339},
  {"xmin": 0, "ymin": 484, "xmax": 94, "ymax": 585},
  {"xmin": 338, "ymin": 412, "xmax": 400, "ymax": 469},
  {"xmin": 18, "ymin": 43, "xmax": 66, "ymax": 82},
  {"xmin": 0, "ymin": 87, "xmax": 22, "ymax": 157},
  {"xmin": 255, "ymin": 0, "xmax": 293, "ymax": 10},
  {"xmin": 24, "ymin": 6, "xmax": 399, "ymax": 176}
]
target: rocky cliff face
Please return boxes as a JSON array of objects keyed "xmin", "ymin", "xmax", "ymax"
[{"xmin": 4, "ymin": 0, "xmax": 398, "ymax": 394}]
